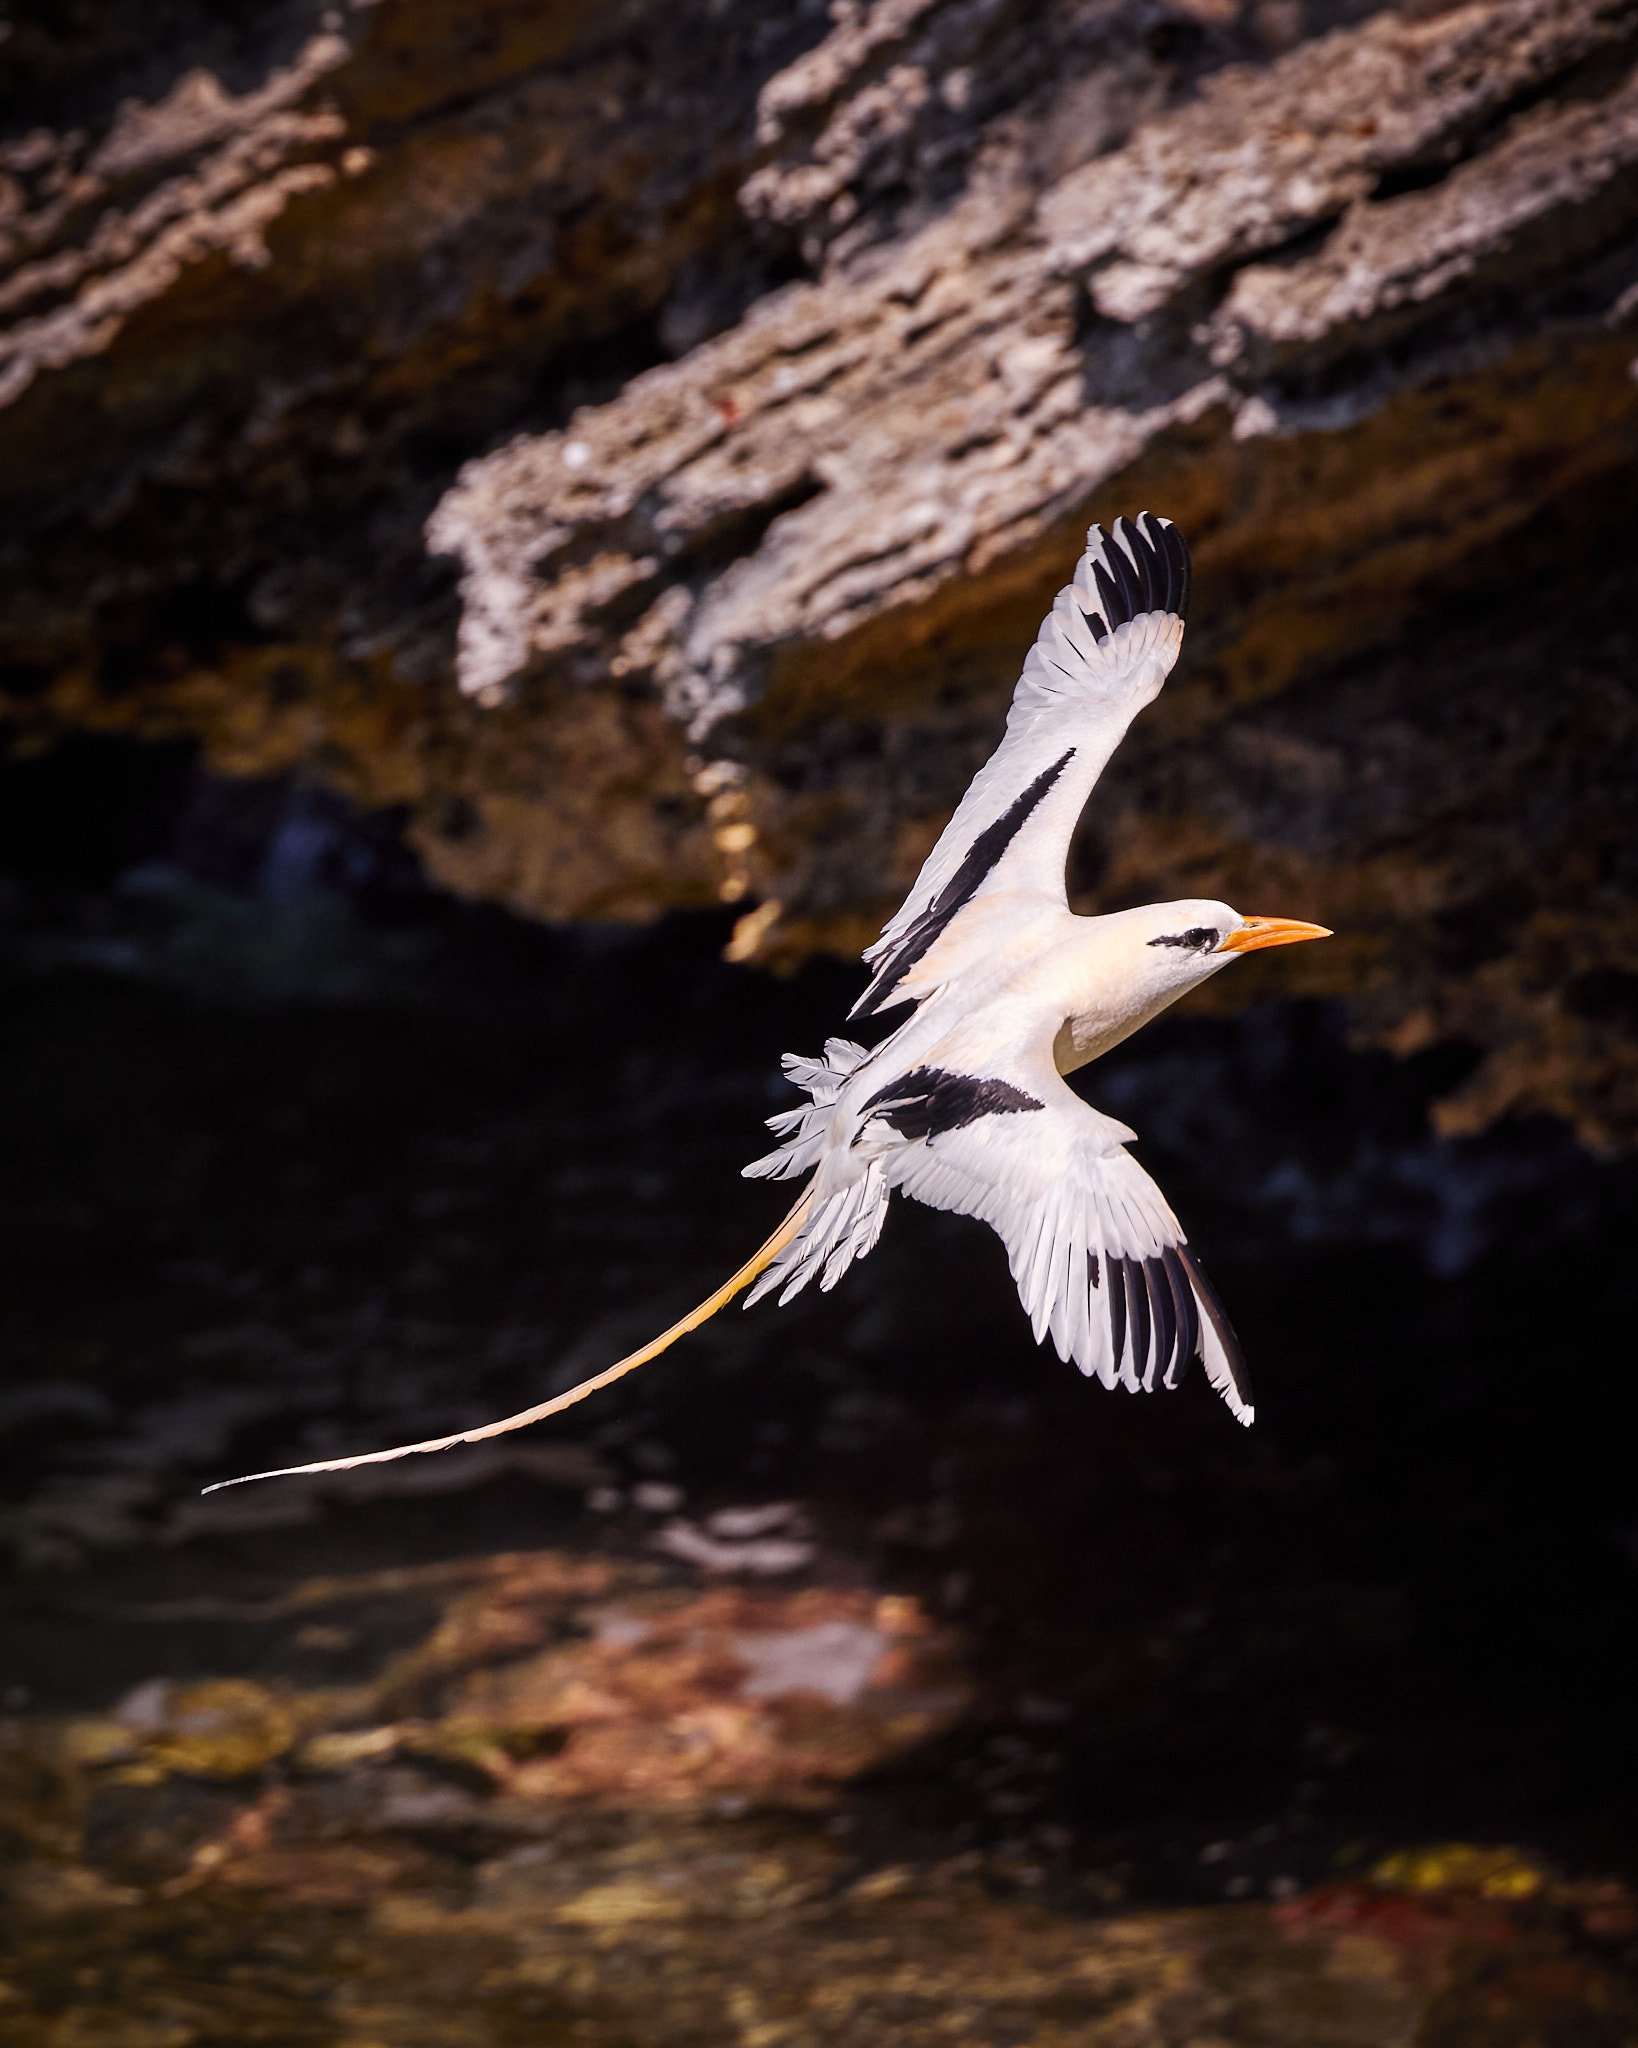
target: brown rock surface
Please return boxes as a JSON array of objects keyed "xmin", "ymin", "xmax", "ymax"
[{"xmin": 4, "ymin": 0, "xmax": 1637, "ymax": 1135}]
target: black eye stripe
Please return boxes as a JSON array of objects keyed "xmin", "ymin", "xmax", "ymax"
[{"xmin": 1149, "ymin": 926, "xmax": 1219, "ymax": 951}]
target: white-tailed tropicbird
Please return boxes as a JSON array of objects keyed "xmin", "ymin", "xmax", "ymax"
[{"xmin": 206, "ymin": 513, "xmax": 1328, "ymax": 1491}]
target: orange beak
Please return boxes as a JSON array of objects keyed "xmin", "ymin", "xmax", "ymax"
[{"xmin": 1216, "ymin": 916, "xmax": 1333, "ymax": 955}]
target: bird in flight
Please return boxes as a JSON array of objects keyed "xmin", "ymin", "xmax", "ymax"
[{"xmin": 206, "ymin": 513, "xmax": 1327, "ymax": 1492}]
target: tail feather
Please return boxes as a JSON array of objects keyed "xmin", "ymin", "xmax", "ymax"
[
  {"xmin": 201, "ymin": 1191, "xmax": 813, "ymax": 1493},
  {"xmin": 745, "ymin": 1161, "xmax": 890, "ymax": 1308},
  {"xmin": 742, "ymin": 1037, "xmax": 871, "ymax": 1181},
  {"xmin": 741, "ymin": 1037, "xmax": 891, "ymax": 1306}
]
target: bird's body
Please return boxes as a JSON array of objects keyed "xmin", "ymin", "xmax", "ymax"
[
  {"xmin": 737, "ymin": 893, "xmax": 1283, "ymax": 1424},
  {"xmin": 734, "ymin": 511, "xmax": 1326, "ymax": 1425},
  {"xmin": 207, "ymin": 513, "xmax": 1329, "ymax": 1492}
]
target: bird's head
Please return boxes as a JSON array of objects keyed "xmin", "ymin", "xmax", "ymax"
[{"xmin": 1129, "ymin": 899, "xmax": 1332, "ymax": 995}]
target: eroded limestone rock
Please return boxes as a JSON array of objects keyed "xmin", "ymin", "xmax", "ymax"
[{"xmin": 4, "ymin": 0, "xmax": 1637, "ymax": 1136}]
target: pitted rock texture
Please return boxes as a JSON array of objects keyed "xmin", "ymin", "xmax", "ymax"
[{"xmin": 3, "ymin": 0, "xmax": 1638, "ymax": 1138}]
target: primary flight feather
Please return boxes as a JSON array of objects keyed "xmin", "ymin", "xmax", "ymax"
[{"xmin": 206, "ymin": 513, "xmax": 1328, "ymax": 1492}]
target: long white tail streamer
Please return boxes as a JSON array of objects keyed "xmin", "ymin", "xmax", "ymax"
[{"xmin": 201, "ymin": 1191, "xmax": 813, "ymax": 1493}]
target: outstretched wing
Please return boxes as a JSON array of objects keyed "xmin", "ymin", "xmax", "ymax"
[
  {"xmin": 853, "ymin": 512, "xmax": 1191, "ymax": 1020},
  {"xmin": 873, "ymin": 1062, "xmax": 1251, "ymax": 1424}
]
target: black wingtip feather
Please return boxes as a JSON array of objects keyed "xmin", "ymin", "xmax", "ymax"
[
  {"xmin": 1084, "ymin": 512, "xmax": 1191, "ymax": 635},
  {"xmin": 1143, "ymin": 1256, "xmax": 1175, "ymax": 1392},
  {"xmin": 1092, "ymin": 557, "xmax": 1124, "ymax": 631},
  {"xmin": 1176, "ymin": 1243, "xmax": 1252, "ymax": 1413},
  {"xmin": 1127, "ymin": 516, "xmax": 1167, "ymax": 616},
  {"xmin": 1107, "ymin": 520, "xmax": 1144, "ymax": 618},
  {"xmin": 1138, "ymin": 513, "xmax": 1176, "ymax": 616},
  {"xmin": 1120, "ymin": 1258, "xmax": 1148, "ymax": 1393},
  {"xmin": 1167, "ymin": 520, "xmax": 1192, "ymax": 619},
  {"xmin": 1108, "ymin": 1257, "xmax": 1128, "ymax": 1383},
  {"xmin": 1160, "ymin": 1246, "xmax": 1199, "ymax": 1389}
]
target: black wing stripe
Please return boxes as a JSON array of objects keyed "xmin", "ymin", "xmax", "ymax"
[
  {"xmin": 1176, "ymin": 1243, "xmax": 1252, "ymax": 1413},
  {"xmin": 863, "ymin": 1067, "xmax": 1042, "ymax": 1142},
  {"xmin": 852, "ymin": 746, "xmax": 1076, "ymax": 1018}
]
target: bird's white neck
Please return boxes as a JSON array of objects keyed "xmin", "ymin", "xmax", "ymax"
[{"xmin": 1050, "ymin": 912, "xmax": 1217, "ymax": 1074}]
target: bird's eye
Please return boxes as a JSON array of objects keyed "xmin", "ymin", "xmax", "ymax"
[{"xmin": 1149, "ymin": 926, "xmax": 1219, "ymax": 951}]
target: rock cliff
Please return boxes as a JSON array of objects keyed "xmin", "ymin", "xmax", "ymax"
[{"xmin": 3, "ymin": 0, "xmax": 1636, "ymax": 1138}]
